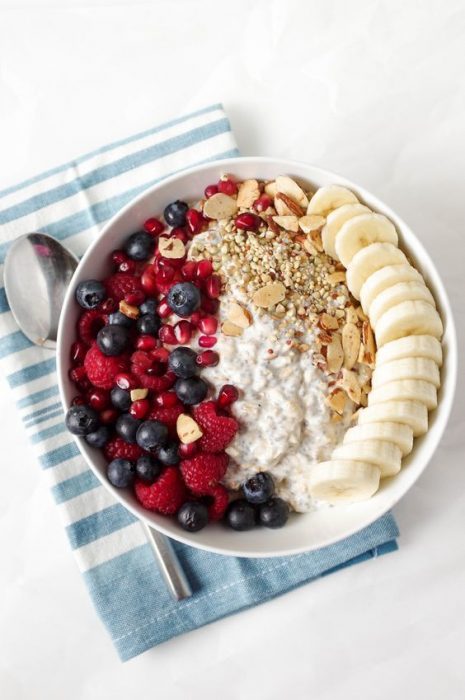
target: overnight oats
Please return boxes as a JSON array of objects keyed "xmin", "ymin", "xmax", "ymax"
[{"xmin": 64, "ymin": 174, "xmax": 443, "ymax": 533}]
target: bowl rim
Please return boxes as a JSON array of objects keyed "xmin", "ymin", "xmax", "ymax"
[{"xmin": 57, "ymin": 156, "xmax": 458, "ymax": 557}]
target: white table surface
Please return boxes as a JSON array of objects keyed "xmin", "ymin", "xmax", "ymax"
[{"xmin": 1, "ymin": 1, "xmax": 464, "ymax": 698}]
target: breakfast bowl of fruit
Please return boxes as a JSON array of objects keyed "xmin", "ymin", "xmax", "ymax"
[{"xmin": 56, "ymin": 157, "xmax": 457, "ymax": 557}]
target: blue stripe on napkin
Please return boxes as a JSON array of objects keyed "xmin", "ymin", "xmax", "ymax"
[{"xmin": 0, "ymin": 104, "xmax": 398, "ymax": 661}]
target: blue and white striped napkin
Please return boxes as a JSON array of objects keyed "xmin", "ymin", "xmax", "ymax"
[{"xmin": 0, "ymin": 104, "xmax": 398, "ymax": 661}]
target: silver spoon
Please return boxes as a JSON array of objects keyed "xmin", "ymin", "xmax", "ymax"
[{"xmin": 4, "ymin": 233, "xmax": 192, "ymax": 601}]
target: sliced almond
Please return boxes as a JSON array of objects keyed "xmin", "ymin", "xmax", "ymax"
[
  {"xmin": 309, "ymin": 229, "xmax": 324, "ymax": 252},
  {"xmin": 356, "ymin": 305, "xmax": 368, "ymax": 322},
  {"xmin": 237, "ymin": 179, "xmax": 260, "ymax": 209},
  {"xmin": 318, "ymin": 330, "xmax": 333, "ymax": 345},
  {"xmin": 203, "ymin": 193, "xmax": 238, "ymax": 220},
  {"xmin": 319, "ymin": 312, "xmax": 339, "ymax": 331},
  {"xmin": 252, "ymin": 281, "xmax": 286, "ymax": 308},
  {"xmin": 303, "ymin": 239, "xmax": 318, "ymax": 255},
  {"xmin": 325, "ymin": 388, "xmax": 347, "ymax": 415},
  {"xmin": 275, "ymin": 175, "xmax": 309, "ymax": 208},
  {"xmin": 228, "ymin": 301, "xmax": 252, "ymax": 328},
  {"xmin": 158, "ymin": 236, "xmax": 186, "ymax": 259},
  {"xmin": 265, "ymin": 215, "xmax": 281, "ymax": 235},
  {"xmin": 176, "ymin": 414, "xmax": 203, "ymax": 444},
  {"xmin": 362, "ymin": 320, "xmax": 376, "ymax": 368},
  {"xmin": 326, "ymin": 334, "xmax": 344, "ymax": 373},
  {"xmin": 342, "ymin": 323, "xmax": 361, "ymax": 370},
  {"xmin": 221, "ymin": 320, "xmax": 243, "ymax": 337},
  {"xmin": 130, "ymin": 388, "xmax": 148, "ymax": 401},
  {"xmin": 274, "ymin": 192, "xmax": 305, "ymax": 217},
  {"xmin": 331, "ymin": 411, "xmax": 343, "ymax": 423},
  {"xmin": 327, "ymin": 271, "xmax": 346, "ymax": 285},
  {"xmin": 272, "ymin": 215, "xmax": 299, "ymax": 232},
  {"xmin": 264, "ymin": 180, "xmax": 278, "ymax": 198},
  {"xmin": 339, "ymin": 368, "xmax": 362, "ymax": 404},
  {"xmin": 345, "ymin": 306, "xmax": 359, "ymax": 325},
  {"xmin": 119, "ymin": 299, "xmax": 140, "ymax": 319},
  {"xmin": 298, "ymin": 214, "xmax": 325, "ymax": 234}
]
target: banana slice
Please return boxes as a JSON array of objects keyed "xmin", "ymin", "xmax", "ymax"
[
  {"xmin": 375, "ymin": 300, "xmax": 443, "ymax": 347},
  {"xmin": 357, "ymin": 400, "xmax": 428, "ymax": 437},
  {"xmin": 343, "ymin": 421, "xmax": 414, "ymax": 456},
  {"xmin": 322, "ymin": 203, "xmax": 370, "ymax": 260},
  {"xmin": 332, "ymin": 440, "xmax": 402, "ymax": 477},
  {"xmin": 307, "ymin": 185, "xmax": 358, "ymax": 217},
  {"xmin": 335, "ymin": 213, "xmax": 398, "ymax": 267},
  {"xmin": 360, "ymin": 264, "xmax": 424, "ymax": 313},
  {"xmin": 346, "ymin": 243, "xmax": 408, "ymax": 300},
  {"xmin": 376, "ymin": 335, "xmax": 443, "ymax": 367},
  {"xmin": 308, "ymin": 460, "xmax": 380, "ymax": 503},
  {"xmin": 371, "ymin": 357, "xmax": 440, "ymax": 390},
  {"xmin": 369, "ymin": 281, "xmax": 435, "ymax": 327},
  {"xmin": 368, "ymin": 379, "xmax": 437, "ymax": 410}
]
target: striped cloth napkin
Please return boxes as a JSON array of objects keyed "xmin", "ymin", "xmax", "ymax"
[{"xmin": 0, "ymin": 104, "xmax": 399, "ymax": 661}]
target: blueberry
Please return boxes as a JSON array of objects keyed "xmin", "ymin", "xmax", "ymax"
[
  {"xmin": 177, "ymin": 502, "xmax": 209, "ymax": 532},
  {"xmin": 65, "ymin": 404, "xmax": 99, "ymax": 436},
  {"xmin": 243, "ymin": 472, "xmax": 275, "ymax": 505},
  {"xmin": 111, "ymin": 387, "xmax": 131, "ymax": 411},
  {"xmin": 164, "ymin": 200, "xmax": 188, "ymax": 227},
  {"xmin": 107, "ymin": 458, "xmax": 135, "ymax": 488},
  {"xmin": 85, "ymin": 425, "xmax": 111, "ymax": 448},
  {"xmin": 139, "ymin": 299, "xmax": 158, "ymax": 316},
  {"xmin": 136, "ymin": 313, "xmax": 161, "ymax": 336},
  {"xmin": 115, "ymin": 414, "xmax": 141, "ymax": 443},
  {"xmin": 157, "ymin": 441, "xmax": 180, "ymax": 466},
  {"xmin": 75, "ymin": 280, "xmax": 106, "ymax": 309},
  {"xmin": 259, "ymin": 497, "xmax": 289, "ymax": 529},
  {"xmin": 136, "ymin": 420, "xmax": 168, "ymax": 452},
  {"xmin": 175, "ymin": 377, "xmax": 208, "ymax": 405},
  {"xmin": 108, "ymin": 310, "xmax": 134, "ymax": 328},
  {"xmin": 167, "ymin": 282, "xmax": 201, "ymax": 317},
  {"xmin": 96, "ymin": 324, "xmax": 130, "ymax": 356},
  {"xmin": 225, "ymin": 499, "xmax": 256, "ymax": 531},
  {"xmin": 168, "ymin": 347, "xmax": 198, "ymax": 378},
  {"xmin": 124, "ymin": 231, "xmax": 155, "ymax": 261},
  {"xmin": 135, "ymin": 455, "xmax": 162, "ymax": 483}
]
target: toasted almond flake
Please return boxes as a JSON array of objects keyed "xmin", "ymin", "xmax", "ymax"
[
  {"xmin": 298, "ymin": 214, "xmax": 325, "ymax": 234},
  {"xmin": 356, "ymin": 305, "xmax": 368, "ymax": 322},
  {"xmin": 275, "ymin": 176, "xmax": 309, "ymax": 208},
  {"xmin": 318, "ymin": 330, "xmax": 333, "ymax": 345},
  {"xmin": 319, "ymin": 312, "xmax": 339, "ymax": 331},
  {"xmin": 342, "ymin": 322, "xmax": 361, "ymax": 369},
  {"xmin": 119, "ymin": 300, "xmax": 140, "ymax": 319},
  {"xmin": 252, "ymin": 281, "xmax": 286, "ymax": 308},
  {"xmin": 272, "ymin": 215, "xmax": 299, "ymax": 232},
  {"xmin": 327, "ymin": 271, "xmax": 346, "ymax": 285},
  {"xmin": 309, "ymin": 229, "xmax": 324, "ymax": 252},
  {"xmin": 362, "ymin": 320, "xmax": 376, "ymax": 368},
  {"xmin": 221, "ymin": 320, "xmax": 243, "ymax": 336},
  {"xmin": 203, "ymin": 193, "xmax": 238, "ymax": 220},
  {"xmin": 264, "ymin": 180, "xmax": 278, "ymax": 198},
  {"xmin": 130, "ymin": 388, "xmax": 148, "ymax": 401},
  {"xmin": 228, "ymin": 301, "xmax": 252, "ymax": 328},
  {"xmin": 325, "ymin": 388, "xmax": 347, "ymax": 415},
  {"xmin": 345, "ymin": 306, "xmax": 359, "ymax": 325},
  {"xmin": 303, "ymin": 239, "xmax": 318, "ymax": 255},
  {"xmin": 158, "ymin": 236, "xmax": 186, "ymax": 259},
  {"xmin": 339, "ymin": 368, "xmax": 362, "ymax": 404},
  {"xmin": 237, "ymin": 179, "xmax": 260, "ymax": 208},
  {"xmin": 326, "ymin": 334, "xmax": 344, "ymax": 373},
  {"xmin": 331, "ymin": 411, "xmax": 343, "ymax": 423},
  {"xmin": 176, "ymin": 414, "xmax": 203, "ymax": 444},
  {"xmin": 274, "ymin": 192, "xmax": 304, "ymax": 217}
]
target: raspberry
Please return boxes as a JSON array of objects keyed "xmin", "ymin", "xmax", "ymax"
[
  {"xmin": 180, "ymin": 452, "xmax": 229, "ymax": 494},
  {"xmin": 84, "ymin": 344, "xmax": 129, "ymax": 389},
  {"xmin": 206, "ymin": 484, "xmax": 229, "ymax": 521},
  {"xmin": 103, "ymin": 436, "xmax": 144, "ymax": 462},
  {"xmin": 135, "ymin": 467, "xmax": 187, "ymax": 514},
  {"xmin": 193, "ymin": 401, "xmax": 238, "ymax": 453},
  {"xmin": 131, "ymin": 361, "xmax": 177, "ymax": 392},
  {"xmin": 104, "ymin": 273, "xmax": 142, "ymax": 302},
  {"xmin": 149, "ymin": 404, "xmax": 184, "ymax": 437},
  {"xmin": 77, "ymin": 309, "xmax": 108, "ymax": 346}
]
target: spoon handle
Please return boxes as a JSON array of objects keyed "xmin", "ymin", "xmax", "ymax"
[{"xmin": 141, "ymin": 523, "xmax": 192, "ymax": 601}]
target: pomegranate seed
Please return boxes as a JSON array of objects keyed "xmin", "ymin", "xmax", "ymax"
[
  {"xmin": 143, "ymin": 217, "xmax": 164, "ymax": 235},
  {"xmin": 196, "ymin": 350, "xmax": 219, "ymax": 367},
  {"xmin": 125, "ymin": 289, "xmax": 145, "ymax": 305},
  {"xmin": 174, "ymin": 320, "xmax": 193, "ymax": 344},
  {"xmin": 70, "ymin": 341, "xmax": 87, "ymax": 366},
  {"xmin": 100, "ymin": 408, "xmax": 118, "ymax": 424},
  {"xmin": 136, "ymin": 335, "xmax": 159, "ymax": 351},
  {"xmin": 205, "ymin": 274, "xmax": 222, "ymax": 299},
  {"xmin": 198, "ymin": 335, "xmax": 217, "ymax": 348},
  {"xmin": 218, "ymin": 384, "xmax": 239, "ymax": 408},
  {"xmin": 196, "ymin": 259, "xmax": 213, "ymax": 279},
  {"xmin": 71, "ymin": 395, "xmax": 86, "ymax": 406},
  {"xmin": 198, "ymin": 315, "xmax": 218, "ymax": 335},
  {"xmin": 141, "ymin": 267, "xmax": 158, "ymax": 295},
  {"xmin": 157, "ymin": 266, "xmax": 175, "ymax": 283},
  {"xmin": 155, "ymin": 391, "xmax": 179, "ymax": 408},
  {"xmin": 201, "ymin": 296, "xmax": 219, "ymax": 314},
  {"xmin": 151, "ymin": 347, "xmax": 170, "ymax": 363},
  {"xmin": 186, "ymin": 208, "xmax": 205, "ymax": 235},
  {"xmin": 111, "ymin": 250, "xmax": 128, "ymax": 267},
  {"xmin": 115, "ymin": 373, "xmax": 138, "ymax": 390},
  {"xmin": 159, "ymin": 324, "xmax": 177, "ymax": 344},
  {"xmin": 129, "ymin": 399, "xmax": 150, "ymax": 420},
  {"xmin": 217, "ymin": 178, "xmax": 237, "ymax": 196},
  {"xmin": 88, "ymin": 388, "xmax": 109, "ymax": 411},
  {"xmin": 253, "ymin": 194, "xmax": 272, "ymax": 212},
  {"xmin": 181, "ymin": 260, "xmax": 198, "ymax": 280},
  {"xmin": 178, "ymin": 441, "xmax": 199, "ymax": 458},
  {"xmin": 131, "ymin": 351, "xmax": 152, "ymax": 370},
  {"xmin": 119, "ymin": 259, "xmax": 137, "ymax": 274},
  {"xmin": 69, "ymin": 366, "xmax": 87, "ymax": 383},
  {"xmin": 100, "ymin": 298, "xmax": 118, "ymax": 314},
  {"xmin": 204, "ymin": 184, "xmax": 218, "ymax": 198},
  {"xmin": 157, "ymin": 298, "xmax": 172, "ymax": 319},
  {"xmin": 170, "ymin": 227, "xmax": 190, "ymax": 243},
  {"xmin": 235, "ymin": 212, "xmax": 261, "ymax": 231}
]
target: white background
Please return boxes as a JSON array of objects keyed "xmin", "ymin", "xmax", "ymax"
[{"xmin": 1, "ymin": 1, "xmax": 464, "ymax": 698}]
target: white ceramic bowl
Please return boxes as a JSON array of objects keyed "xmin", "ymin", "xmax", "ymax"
[{"xmin": 57, "ymin": 157, "xmax": 457, "ymax": 558}]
